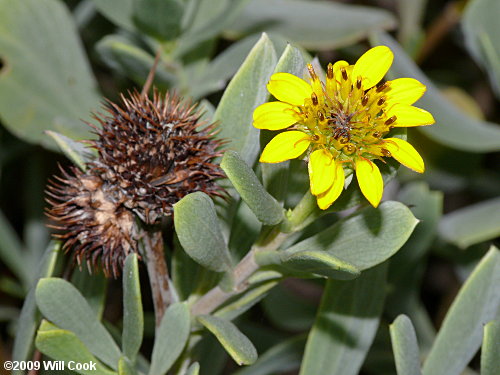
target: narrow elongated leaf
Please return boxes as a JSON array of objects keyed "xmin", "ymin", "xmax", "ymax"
[
  {"xmin": 92, "ymin": 0, "xmax": 134, "ymax": 30},
  {"xmin": 0, "ymin": 209, "xmax": 28, "ymax": 286},
  {"xmin": 227, "ymin": 0, "xmax": 395, "ymax": 50},
  {"xmin": 462, "ymin": 0, "xmax": 500, "ymax": 98},
  {"xmin": 213, "ymin": 33, "xmax": 277, "ymax": 166},
  {"xmin": 174, "ymin": 192, "xmax": 232, "ymax": 272},
  {"xmin": 390, "ymin": 315, "xmax": 422, "ymax": 375},
  {"xmin": 149, "ymin": 302, "xmax": 190, "ymax": 375},
  {"xmin": 71, "ymin": 268, "xmax": 107, "ymax": 319},
  {"xmin": 0, "ymin": 0, "xmax": 101, "ymax": 149},
  {"xmin": 12, "ymin": 242, "xmax": 60, "ymax": 374},
  {"xmin": 283, "ymin": 201, "xmax": 418, "ymax": 271},
  {"xmin": 371, "ymin": 32, "xmax": 500, "ymax": 152},
  {"xmin": 234, "ymin": 335, "xmax": 306, "ymax": 375},
  {"xmin": 221, "ymin": 151, "xmax": 283, "ymax": 225},
  {"xmin": 35, "ymin": 278, "xmax": 121, "ymax": 369},
  {"xmin": 438, "ymin": 197, "xmax": 500, "ymax": 248},
  {"xmin": 36, "ymin": 321, "xmax": 116, "ymax": 375},
  {"xmin": 422, "ymin": 247, "xmax": 500, "ymax": 375},
  {"xmin": 185, "ymin": 362, "xmax": 200, "ymax": 375},
  {"xmin": 132, "ymin": 0, "xmax": 184, "ymax": 41},
  {"xmin": 481, "ymin": 321, "xmax": 500, "ymax": 375},
  {"xmin": 122, "ymin": 254, "xmax": 143, "ymax": 362},
  {"xmin": 118, "ymin": 357, "xmax": 137, "ymax": 375},
  {"xmin": 198, "ymin": 315, "xmax": 257, "ymax": 366},
  {"xmin": 45, "ymin": 131, "xmax": 95, "ymax": 171},
  {"xmin": 261, "ymin": 44, "xmax": 305, "ymax": 203},
  {"xmin": 299, "ymin": 264, "xmax": 387, "ymax": 375}
]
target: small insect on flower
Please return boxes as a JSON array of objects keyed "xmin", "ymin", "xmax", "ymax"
[{"xmin": 253, "ymin": 46, "xmax": 435, "ymax": 209}]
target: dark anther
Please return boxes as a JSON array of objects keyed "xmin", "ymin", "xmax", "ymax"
[
  {"xmin": 356, "ymin": 78, "xmax": 362, "ymax": 90},
  {"xmin": 327, "ymin": 64, "xmax": 334, "ymax": 79},
  {"xmin": 311, "ymin": 134, "xmax": 320, "ymax": 141},
  {"xmin": 373, "ymin": 131, "xmax": 381, "ymax": 138},
  {"xmin": 318, "ymin": 111, "xmax": 325, "ymax": 121},
  {"xmin": 341, "ymin": 67, "xmax": 348, "ymax": 81},
  {"xmin": 308, "ymin": 64, "xmax": 317, "ymax": 80},
  {"xmin": 362, "ymin": 94, "xmax": 369, "ymax": 106},
  {"xmin": 385, "ymin": 115, "xmax": 397, "ymax": 125},
  {"xmin": 340, "ymin": 136, "xmax": 349, "ymax": 144},
  {"xmin": 377, "ymin": 96, "xmax": 386, "ymax": 106},
  {"xmin": 376, "ymin": 82, "xmax": 389, "ymax": 92},
  {"xmin": 343, "ymin": 144, "xmax": 356, "ymax": 154},
  {"xmin": 311, "ymin": 92, "xmax": 318, "ymax": 106},
  {"xmin": 381, "ymin": 148, "xmax": 391, "ymax": 157}
]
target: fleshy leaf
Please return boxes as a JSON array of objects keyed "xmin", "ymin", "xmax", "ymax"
[{"xmin": 390, "ymin": 315, "xmax": 422, "ymax": 375}]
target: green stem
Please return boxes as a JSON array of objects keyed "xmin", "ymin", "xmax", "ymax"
[{"xmin": 281, "ymin": 190, "xmax": 319, "ymax": 233}]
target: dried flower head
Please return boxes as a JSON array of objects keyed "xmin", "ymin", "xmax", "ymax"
[
  {"xmin": 253, "ymin": 46, "xmax": 435, "ymax": 209},
  {"xmin": 46, "ymin": 166, "xmax": 138, "ymax": 277},
  {"xmin": 90, "ymin": 91, "xmax": 224, "ymax": 224}
]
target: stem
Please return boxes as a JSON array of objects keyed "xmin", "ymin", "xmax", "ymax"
[
  {"xmin": 191, "ymin": 231, "xmax": 289, "ymax": 316},
  {"xmin": 142, "ymin": 230, "xmax": 172, "ymax": 327}
]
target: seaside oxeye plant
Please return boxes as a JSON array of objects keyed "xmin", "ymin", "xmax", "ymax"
[
  {"xmin": 254, "ymin": 46, "xmax": 435, "ymax": 208},
  {"xmin": 2, "ymin": 1, "xmax": 500, "ymax": 375}
]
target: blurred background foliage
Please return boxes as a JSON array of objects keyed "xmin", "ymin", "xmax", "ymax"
[{"xmin": 0, "ymin": 0, "xmax": 499, "ymax": 374}]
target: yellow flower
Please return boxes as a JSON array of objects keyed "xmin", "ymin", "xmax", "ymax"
[{"xmin": 254, "ymin": 46, "xmax": 435, "ymax": 209}]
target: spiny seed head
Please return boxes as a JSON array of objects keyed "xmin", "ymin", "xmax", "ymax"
[
  {"xmin": 46, "ymin": 166, "xmax": 138, "ymax": 278},
  {"xmin": 90, "ymin": 90, "xmax": 225, "ymax": 224}
]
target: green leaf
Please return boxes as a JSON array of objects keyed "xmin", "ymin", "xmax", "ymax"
[
  {"xmin": 255, "ymin": 250, "xmax": 360, "ymax": 280},
  {"xmin": 198, "ymin": 314, "xmax": 257, "ymax": 366},
  {"xmin": 174, "ymin": 192, "xmax": 232, "ymax": 272},
  {"xmin": 226, "ymin": 0, "xmax": 396, "ymax": 50},
  {"xmin": 132, "ymin": 0, "xmax": 184, "ymax": 41},
  {"xmin": 282, "ymin": 201, "xmax": 418, "ymax": 271},
  {"xmin": 0, "ymin": 0, "xmax": 101, "ymax": 150},
  {"xmin": 299, "ymin": 264, "xmax": 387, "ymax": 375},
  {"xmin": 422, "ymin": 247, "xmax": 500, "ymax": 375},
  {"xmin": 370, "ymin": 32, "xmax": 500, "ymax": 152},
  {"xmin": 71, "ymin": 267, "xmax": 107, "ymax": 319},
  {"xmin": 260, "ymin": 44, "xmax": 305, "ymax": 204},
  {"xmin": 92, "ymin": 0, "xmax": 134, "ymax": 30},
  {"xmin": 118, "ymin": 357, "xmax": 137, "ymax": 375},
  {"xmin": 0, "ymin": 209, "xmax": 28, "ymax": 286},
  {"xmin": 96, "ymin": 35, "xmax": 175, "ymax": 88},
  {"xmin": 35, "ymin": 278, "xmax": 121, "ymax": 369},
  {"xmin": 221, "ymin": 151, "xmax": 283, "ymax": 226},
  {"xmin": 122, "ymin": 254, "xmax": 143, "ymax": 362},
  {"xmin": 213, "ymin": 33, "xmax": 277, "ymax": 166},
  {"xmin": 481, "ymin": 321, "xmax": 500, "ymax": 375},
  {"xmin": 149, "ymin": 302, "xmax": 190, "ymax": 375},
  {"xmin": 12, "ymin": 242, "xmax": 60, "ymax": 374},
  {"xmin": 462, "ymin": 0, "xmax": 500, "ymax": 99},
  {"xmin": 185, "ymin": 362, "xmax": 200, "ymax": 375},
  {"xmin": 36, "ymin": 320, "xmax": 116, "ymax": 375},
  {"xmin": 438, "ymin": 197, "xmax": 500, "ymax": 248},
  {"xmin": 390, "ymin": 315, "xmax": 422, "ymax": 375},
  {"xmin": 234, "ymin": 335, "xmax": 306, "ymax": 375},
  {"xmin": 45, "ymin": 131, "xmax": 95, "ymax": 171}
]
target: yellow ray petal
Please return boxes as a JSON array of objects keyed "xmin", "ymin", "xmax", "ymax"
[
  {"xmin": 253, "ymin": 102, "xmax": 297, "ymax": 130},
  {"xmin": 387, "ymin": 104, "xmax": 435, "ymax": 127},
  {"xmin": 352, "ymin": 46, "xmax": 394, "ymax": 90},
  {"xmin": 355, "ymin": 158, "xmax": 383, "ymax": 208},
  {"xmin": 317, "ymin": 162, "xmax": 345, "ymax": 210},
  {"xmin": 384, "ymin": 138, "xmax": 425, "ymax": 173},
  {"xmin": 260, "ymin": 131, "xmax": 311, "ymax": 163},
  {"xmin": 385, "ymin": 78, "xmax": 426, "ymax": 105},
  {"xmin": 308, "ymin": 149, "xmax": 336, "ymax": 196},
  {"xmin": 267, "ymin": 73, "xmax": 313, "ymax": 106}
]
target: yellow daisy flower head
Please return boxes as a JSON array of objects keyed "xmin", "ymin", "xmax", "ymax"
[{"xmin": 253, "ymin": 46, "xmax": 435, "ymax": 209}]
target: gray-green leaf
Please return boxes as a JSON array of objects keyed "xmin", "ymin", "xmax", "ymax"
[
  {"xmin": 0, "ymin": 0, "xmax": 101, "ymax": 150},
  {"xmin": 299, "ymin": 264, "xmax": 387, "ymax": 375},
  {"xmin": 35, "ymin": 278, "xmax": 121, "ymax": 369},
  {"xmin": 198, "ymin": 314, "xmax": 257, "ymax": 366},
  {"xmin": 390, "ymin": 315, "xmax": 422, "ymax": 375},
  {"xmin": 45, "ymin": 131, "xmax": 95, "ymax": 171},
  {"xmin": 149, "ymin": 302, "xmax": 190, "ymax": 375},
  {"xmin": 132, "ymin": 0, "xmax": 184, "ymax": 41},
  {"xmin": 481, "ymin": 321, "xmax": 500, "ymax": 375},
  {"xmin": 174, "ymin": 192, "xmax": 232, "ymax": 272},
  {"xmin": 122, "ymin": 254, "xmax": 143, "ymax": 362},
  {"xmin": 213, "ymin": 33, "xmax": 277, "ymax": 166},
  {"xmin": 422, "ymin": 247, "xmax": 500, "ymax": 375},
  {"xmin": 221, "ymin": 151, "xmax": 283, "ymax": 225}
]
